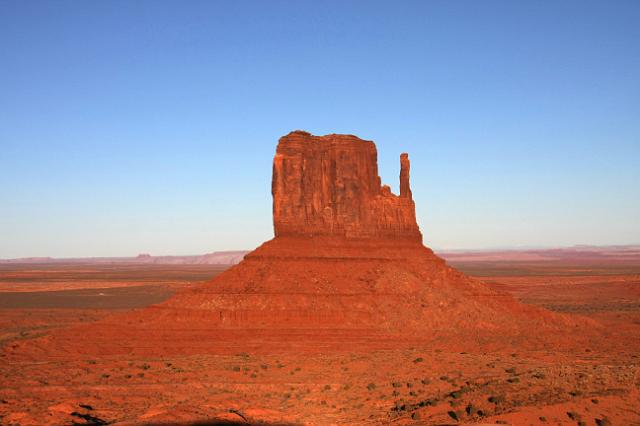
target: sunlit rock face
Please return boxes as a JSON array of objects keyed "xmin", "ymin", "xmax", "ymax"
[{"xmin": 272, "ymin": 130, "xmax": 422, "ymax": 242}]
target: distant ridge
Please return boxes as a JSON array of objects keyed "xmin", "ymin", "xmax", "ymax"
[
  {"xmin": 0, "ymin": 251, "xmax": 249, "ymax": 265},
  {"xmin": 2, "ymin": 245, "xmax": 639, "ymax": 265},
  {"xmin": 438, "ymin": 245, "xmax": 640, "ymax": 263}
]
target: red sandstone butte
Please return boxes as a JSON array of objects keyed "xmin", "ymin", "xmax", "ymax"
[
  {"xmin": 272, "ymin": 131, "xmax": 421, "ymax": 241},
  {"xmin": 6, "ymin": 131, "xmax": 590, "ymax": 361}
]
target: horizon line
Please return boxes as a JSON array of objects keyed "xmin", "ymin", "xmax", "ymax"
[{"xmin": 2, "ymin": 243, "xmax": 639, "ymax": 262}]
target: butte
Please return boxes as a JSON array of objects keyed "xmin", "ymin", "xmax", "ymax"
[{"xmin": 9, "ymin": 131, "xmax": 588, "ymax": 359}]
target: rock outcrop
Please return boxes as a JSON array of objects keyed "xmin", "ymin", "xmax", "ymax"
[{"xmin": 272, "ymin": 131, "xmax": 422, "ymax": 241}]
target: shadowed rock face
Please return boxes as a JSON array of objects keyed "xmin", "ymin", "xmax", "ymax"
[{"xmin": 272, "ymin": 130, "xmax": 422, "ymax": 241}]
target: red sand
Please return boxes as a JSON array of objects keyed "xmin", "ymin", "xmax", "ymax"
[{"xmin": 1, "ymin": 258, "xmax": 639, "ymax": 425}]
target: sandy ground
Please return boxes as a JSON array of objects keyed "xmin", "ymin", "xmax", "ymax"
[{"xmin": 0, "ymin": 260, "xmax": 638, "ymax": 425}]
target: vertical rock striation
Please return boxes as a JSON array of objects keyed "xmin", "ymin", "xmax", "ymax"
[{"xmin": 272, "ymin": 130, "xmax": 422, "ymax": 241}]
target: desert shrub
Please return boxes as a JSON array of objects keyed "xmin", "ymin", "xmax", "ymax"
[
  {"xmin": 424, "ymin": 398, "xmax": 437, "ymax": 406},
  {"xmin": 488, "ymin": 395, "xmax": 505, "ymax": 404},
  {"xmin": 366, "ymin": 383, "xmax": 376, "ymax": 391},
  {"xmin": 566, "ymin": 411, "xmax": 580, "ymax": 420},
  {"xmin": 413, "ymin": 357, "xmax": 423, "ymax": 363},
  {"xmin": 449, "ymin": 387, "xmax": 469, "ymax": 399},
  {"xmin": 392, "ymin": 402, "xmax": 406, "ymax": 412}
]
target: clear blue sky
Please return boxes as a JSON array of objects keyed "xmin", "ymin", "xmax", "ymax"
[{"xmin": 1, "ymin": 0, "xmax": 639, "ymax": 257}]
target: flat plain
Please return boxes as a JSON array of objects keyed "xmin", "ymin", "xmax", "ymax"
[{"xmin": 0, "ymin": 252, "xmax": 638, "ymax": 425}]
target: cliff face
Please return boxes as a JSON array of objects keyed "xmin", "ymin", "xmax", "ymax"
[{"xmin": 272, "ymin": 131, "xmax": 422, "ymax": 241}]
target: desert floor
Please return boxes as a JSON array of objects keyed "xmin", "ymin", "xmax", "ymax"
[{"xmin": 0, "ymin": 259, "xmax": 638, "ymax": 425}]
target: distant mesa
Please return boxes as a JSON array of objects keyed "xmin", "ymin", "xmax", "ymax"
[{"xmin": 0, "ymin": 252, "xmax": 249, "ymax": 265}]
